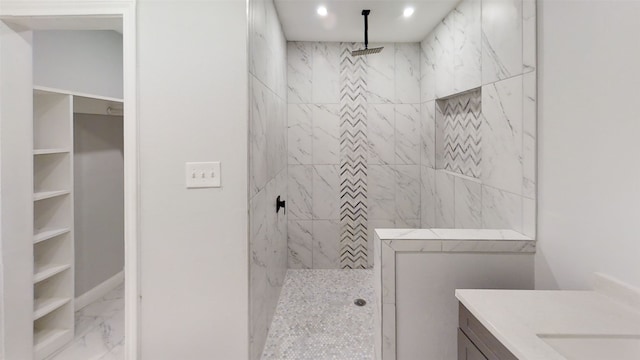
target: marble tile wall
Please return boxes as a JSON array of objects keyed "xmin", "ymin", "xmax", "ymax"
[
  {"xmin": 248, "ymin": 0, "xmax": 288, "ymax": 358},
  {"xmin": 288, "ymin": 42, "xmax": 422, "ymax": 270},
  {"xmin": 420, "ymin": 0, "xmax": 537, "ymax": 238}
]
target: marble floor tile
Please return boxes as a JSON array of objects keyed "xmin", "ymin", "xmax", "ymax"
[
  {"xmin": 48, "ymin": 284, "xmax": 124, "ymax": 360},
  {"xmin": 261, "ymin": 270, "xmax": 375, "ymax": 360}
]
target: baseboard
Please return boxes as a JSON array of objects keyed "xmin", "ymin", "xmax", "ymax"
[{"xmin": 75, "ymin": 270, "xmax": 124, "ymax": 310}]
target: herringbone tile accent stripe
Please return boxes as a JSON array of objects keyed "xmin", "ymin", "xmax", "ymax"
[
  {"xmin": 339, "ymin": 43, "xmax": 369, "ymax": 269},
  {"xmin": 441, "ymin": 89, "xmax": 482, "ymax": 178}
]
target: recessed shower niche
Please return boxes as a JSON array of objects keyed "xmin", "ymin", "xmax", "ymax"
[{"xmin": 435, "ymin": 88, "xmax": 482, "ymax": 180}]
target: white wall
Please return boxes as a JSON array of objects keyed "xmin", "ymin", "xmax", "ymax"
[
  {"xmin": 33, "ymin": 30, "xmax": 123, "ymax": 99},
  {"xmin": 137, "ymin": 1, "xmax": 249, "ymax": 359},
  {"xmin": 73, "ymin": 114, "xmax": 124, "ymax": 296},
  {"xmin": 0, "ymin": 22, "xmax": 34, "ymax": 359},
  {"xmin": 536, "ymin": 0, "xmax": 640, "ymax": 290}
]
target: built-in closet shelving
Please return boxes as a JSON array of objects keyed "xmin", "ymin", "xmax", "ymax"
[
  {"xmin": 32, "ymin": 87, "xmax": 74, "ymax": 360},
  {"xmin": 31, "ymin": 86, "xmax": 124, "ymax": 359}
]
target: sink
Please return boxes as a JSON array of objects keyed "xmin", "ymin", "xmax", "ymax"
[{"xmin": 538, "ymin": 334, "xmax": 640, "ymax": 360}]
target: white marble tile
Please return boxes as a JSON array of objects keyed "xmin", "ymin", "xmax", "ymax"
[
  {"xmin": 99, "ymin": 342, "xmax": 124, "ymax": 360},
  {"xmin": 387, "ymin": 240, "xmax": 442, "ymax": 252},
  {"xmin": 421, "ymin": 166, "xmax": 437, "ymax": 228},
  {"xmin": 395, "ymin": 104, "xmax": 420, "ymax": 165},
  {"xmin": 250, "ymin": 187, "xmax": 268, "ymax": 278},
  {"xmin": 482, "ymin": 0, "xmax": 523, "ymax": 84},
  {"xmin": 434, "ymin": 101, "xmax": 446, "ymax": 169},
  {"xmin": 312, "ymin": 104, "xmax": 340, "ymax": 165},
  {"xmin": 481, "ymin": 185, "xmax": 523, "ymax": 232},
  {"xmin": 435, "ymin": 170, "xmax": 455, "ymax": 227},
  {"xmin": 249, "ymin": 188, "xmax": 268, "ymax": 358},
  {"xmin": 272, "ymin": 12, "xmax": 287, "ymax": 100},
  {"xmin": 454, "ymin": 0, "xmax": 482, "ymax": 92},
  {"xmin": 420, "ymin": 32, "xmax": 437, "ymax": 102},
  {"xmin": 442, "ymin": 240, "xmax": 535, "ymax": 252},
  {"xmin": 249, "ymin": 0, "xmax": 268, "ymax": 84},
  {"xmin": 421, "ymin": 101, "xmax": 436, "ymax": 169},
  {"xmin": 523, "ymin": 0, "xmax": 536, "ymax": 73},
  {"xmin": 250, "ymin": 0, "xmax": 286, "ymax": 97},
  {"xmin": 395, "ymin": 43, "xmax": 421, "ymax": 104},
  {"xmin": 368, "ymin": 219, "xmax": 395, "ymax": 268},
  {"xmin": 381, "ymin": 242, "xmax": 396, "ymax": 304},
  {"xmin": 77, "ymin": 287, "xmax": 124, "ymax": 321},
  {"xmin": 382, "ymin": 303, "xmax": 396, "ymax": 359},
  {"xmin": 481, "ymin": 76, "xmax": 523, "ymax": 195},
  {"xmin": 366, "ymin": 44, "xmax": 395, "ymax": 104},
  {"xmin": 369, "ymin": 165, "xmax": 396, "ymax": 221},
  {"xmin": 287, "ymin": 42, "xmax": 313, "ymax": 104},
  {"xmin": 369, "ymin": 198, "xmax": 396, "ymax": 223},
  {"xmin": 268, "ymin": 169, "xmax": 288, "ymax": 288},
  {"xmin": 264, "ymin": 175, "xmax": 286, "ymax": 307},
  {"xmin": 312, "ymin": 220, "xmax": 341, "ymax": 268},
  {"xmin": 267, "ymin": 95, "xmax": 287, "ymax": 178},
  {"xmin": 434, "ymin": 19, "xmax": 456, "ymax": 98},
  {"xmin": 250, "ymin": 76, "xmax": 268, "ymax": 197},
  {"xmin": 52, "ymin": 285, "xmax": 124, "ymax": 360},
  {"xmin": 395, "ymin": 165, "xmax": 421, "ymax": 222},
  {"xmin": 312, "ymin": 165, "xmax": 339, "ymax": 219},
  {"xmin": 288, "ymin": 165, "xmax": 312, "ymax": 220},
  {"xmin": 522, "ymin": 71, "xmax": 536, "ymax": 199},
  {"xmin": 454, "ymin": 176, "xmax": 482, "ymax": 228},
  {"xmin": 288, "ymin": 221, "xmax": 313, "ymax": 269},
  {"xmin": 523, "ymin": 197, "xmax": 536, "ymax": 238},
  {"xmin": 430, "ymin": 228, "xmax": 530, "ymax": 240},
  {"xmin": 375, "ymin": 228, "xmax": 440, "ymax": 240},
  {"xmin": 312, "ymin": 42, "xmax": 340, "ymax": 104},
  {"xmin": 394, "ymin": 218, "xmax": 420, "ymax": 228},
  {"xmin": 367, "ymin": 104, "xmax": 395, "ymax": 165},
  {"xmin": 287, "ymin": 104, "xmax": 312, "ymax": 165},
  {"xmin": 369, "ymin": 165, "xmax": 395, "ymax": 201}
]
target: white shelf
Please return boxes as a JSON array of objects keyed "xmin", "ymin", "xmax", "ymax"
[
  {"xmin": 34, "ymin": 149, "xmax": 69, "ymax": 155},
  {"xmin": 32, "ymin": 87, "xmax": 75, "ymax": 359},
  {"xmin": 34, "ymin": 228, "xmax": 71, "ymax": 244},
  {"xmin": 33, "ymin": 190, "xmax": 70, "ymax": 202},
  {"xmin": 34, "ymin": 328, "xmax": 72, "ymax": 357},
  {"xmin": 34, "ymin": 264, "xmax": 71, "ymax": 284},
  {"xmin": 34, "ymin": 298, "xmax": 71, "ymax": 321},
  {"xmin": 34, "ymin": 85, "xmax": 123, "ymax": 103}
]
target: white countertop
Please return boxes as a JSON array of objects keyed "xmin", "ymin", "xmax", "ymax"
[{"xmin": 456, "ymin": 288, "xmax": 640, "ymax": 360}]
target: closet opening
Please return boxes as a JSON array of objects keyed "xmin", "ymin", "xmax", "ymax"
[{"xmin": 0, "ymin": 4, "xmax": 138, "ymax": 360}]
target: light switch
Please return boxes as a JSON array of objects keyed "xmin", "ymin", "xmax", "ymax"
[{"xmin": 186, "ymin": 162, "xmax": 221, "ymax": 188}]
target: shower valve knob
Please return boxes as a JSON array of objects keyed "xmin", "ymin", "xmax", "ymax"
[{"xmin": 276, "ymin": 196, "xmax": 286, "ymax": 214}]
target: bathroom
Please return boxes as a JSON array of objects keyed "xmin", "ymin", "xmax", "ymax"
[{"xmin": 0, "ymin": 0, "xmax": 639, "ymax": 359}]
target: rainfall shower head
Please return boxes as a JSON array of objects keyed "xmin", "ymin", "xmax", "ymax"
[
  {"xmin": 351, "ymin": 10, "xmax": 384, "ymax": 57},
  {"xmin": 351, "ymin": 47, "xmax": 383, "ymax": 56}
]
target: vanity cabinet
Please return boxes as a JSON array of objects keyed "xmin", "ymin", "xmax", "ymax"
[{"xmin": 458, "ymin": 303, "xmax": 518, "ymax": 360}]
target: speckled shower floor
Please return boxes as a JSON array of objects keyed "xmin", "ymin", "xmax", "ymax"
[{"xmin": 261, "ymin": 269, "xmax": 375, "ymax": 360}]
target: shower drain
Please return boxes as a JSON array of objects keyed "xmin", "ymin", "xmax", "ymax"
[{"xmin": 354, "ymin": 298, "xmax": 367, "ymax": 306}]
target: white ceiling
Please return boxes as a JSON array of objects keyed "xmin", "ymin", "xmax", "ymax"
[{"xmin": 274, "ymin": 0, "xmax": 461, "ymax": 43}]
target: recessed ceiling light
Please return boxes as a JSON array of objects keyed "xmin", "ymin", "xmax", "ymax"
[
  {"xmin": 317, "ymin": 6, "xmax": 328, "ymax": 16},
  {"xmin": 403, "ymin": 7, "xmax": 415, "ymax": 17}
]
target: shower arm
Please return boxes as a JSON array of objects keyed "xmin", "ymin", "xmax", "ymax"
[{"xmin": 362, "ymin": 9, "xmax": 370, "ymax": 49}]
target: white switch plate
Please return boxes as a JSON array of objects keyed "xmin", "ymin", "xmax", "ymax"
[{"xmin": 186, "ymin": 162, "xmax": 221, "ymax": 188}]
